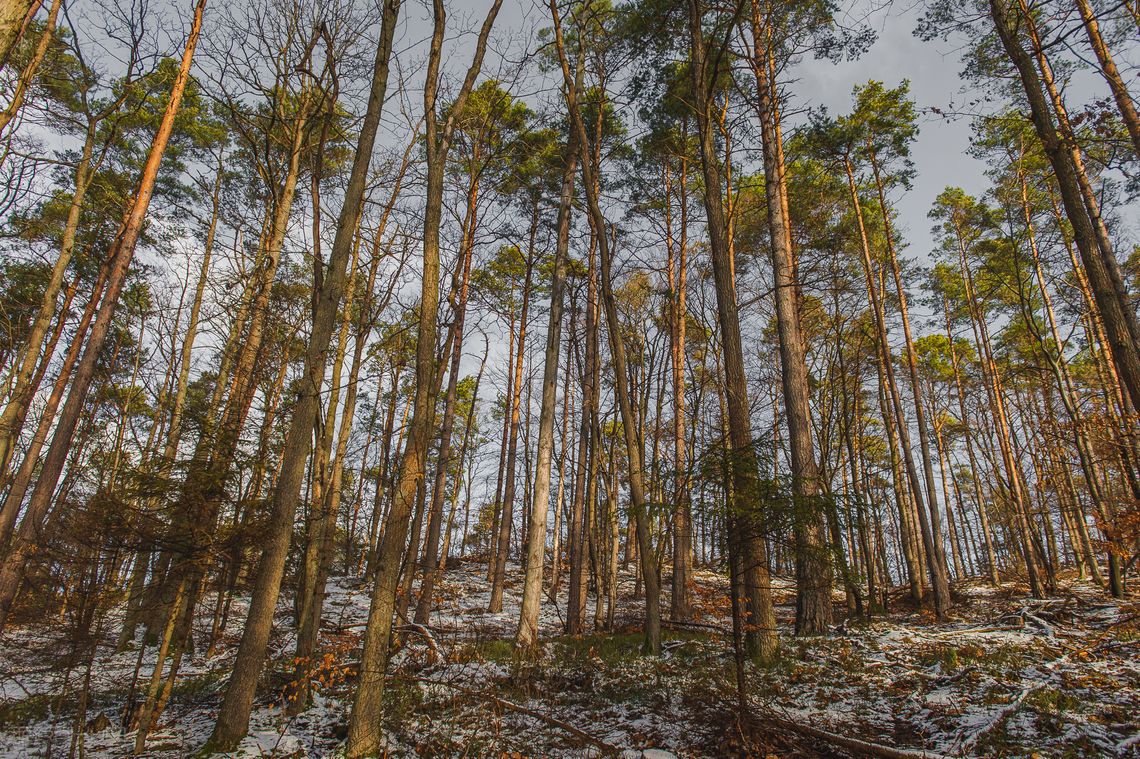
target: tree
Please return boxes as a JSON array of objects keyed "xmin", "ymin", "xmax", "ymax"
[
  {"xmin": 345, "ymin": 0, "xmax": 503, "ymax": 752},
  {"xmin": 549, "ymin": 0, "xmax": 661, "ymax": 655},
  {"xmin": 208, "ymin": 0, "xmax": 403, "ymax": 745},
  {"xmin": 0, "ymin": 0, "xmax": 208, "ymax": 630},
  {"xmin": 517, "ymin": 124, "xmax": 577, "ymax": 648}
]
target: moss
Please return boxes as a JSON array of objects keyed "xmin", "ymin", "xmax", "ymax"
[
  {"xmin": 1025, "ymin": 686, "xmax": 1082, "ymax": 736},
  {"xmin": 169, "ymin": 671, "xmax": 226, "ymax": 703},
  {"xmin": 915, "ymin": 643, "xmax": 961, "ymax": 672},
  {"xmin": 0, "ymin": 694, "xmax": 55, "ymax": 728},
  {"xmin": 551, "ymin": 631, "xmax": 654, "ymax": 664},
  {"xmin": 474, "ymin": 639, "xmax": 517, "ymax": 663},
  {"xmin": 382, "ymin": 679, "xmax": 424, "ymax": 729},
  {"xmin": 973, "ymin": 719, "xmax": 1017, "ymax": 756},
  {"xmin": 973, "ymin": 643, "xmax": 1030, "ymax": 676},
  {"xmin": 1111, "ymin": 623, "xmax": 1138, "ymax": 643}
]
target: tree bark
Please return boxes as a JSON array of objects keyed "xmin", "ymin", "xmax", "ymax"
[
  {"xmin": 843, "ymin": 155, "xmax": 951, "ymax": 618},
  {"xmin": 208, "ymin": 1, "xmax": 402, "ymax": 745},
  {"xmin": 345, "ymin": 1, "xmax": 502, "ymax": 752}
]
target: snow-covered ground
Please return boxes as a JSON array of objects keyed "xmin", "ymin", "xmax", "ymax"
[{"xmin": 0, "ymin": 561, "xmax": 1136, "ymax": 757}]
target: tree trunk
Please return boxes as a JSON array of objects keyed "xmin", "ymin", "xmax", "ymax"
[
  {"xmin": 668, "ymin": 151, "xmax": 693, "ymax": 622},
  {"xmin": 516, "ymin": 129, "xmax": 577, "ymax": 648},
  {"xmin": 0, "ymin": 115, "xmax": 99, "ymax": 480},
  {"xmin": 0, "ymin": 0, "xmax": 40, "ymax": 71},
  {"xmin": 989, "ymin": 0, "xmax": 1140, "ymax": 413},
  {"xmin": 952, "ymin": 207, "xmax": 1046, "ymax": 596},
  {"xmin": 0, "ymin": 0, "xmax": 59, "ymax": 140},
  {"xmin": 869, "ymin": 149, "xmax": 953, "ymax": 593},
  {"xmin": 415, "ymin": 176, "xmax": 479, "ymax": 624},
  {"xmin": 747, "ymin": 0, "xmax": 828, "ymax": 639},
  {"xmin": 345, "ymin": 1, "xmax": 502, "ymax": 752},
  {"xmin": 0, "ymin": 268, "xmax": 103, "ymax": 548},
  {"xmin": 1074, "ymin": 0, "xmax": 1140, "ymax": 163},
  {"xmin": 0, "ymin": 0, "xmax": 207, "ymax": 630},
  {"xmin": 549, "ymin": 0, "xmax": 660, "ymax": 653},
  {"xmin": 488, "ymin": 214, "xmax": 535, "ymax": 613},
  {"xmin": 566, "ymin": 233, "xmax": 597, "ymax": 635},
  {"xmin": 208, "ymin": 1, "xmax": 402, "ymax": 745},
  {"xmin": 843, "ymin": 156, "xmax": 950, "ymax": 617}
]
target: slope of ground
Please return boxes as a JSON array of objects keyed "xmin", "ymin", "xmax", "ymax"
[{"xmin": 0, "ymin": 561, "xmax": 1135, "ymax": 757}]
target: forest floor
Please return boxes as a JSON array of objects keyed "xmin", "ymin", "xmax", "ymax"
[{"xmin": 0, "ymin": 560, "xmax": 1136, "ymax": 758}]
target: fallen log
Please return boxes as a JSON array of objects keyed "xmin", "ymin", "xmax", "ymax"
[
  {"xmin": 751, "ymin": 708, "xmax": 951, "ymax": 759},
  {"xmin": 403, "ymin": 675, "xmax": 620, "ymax": 753}
]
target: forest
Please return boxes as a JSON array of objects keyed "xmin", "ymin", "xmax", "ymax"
[{"xmin": 0, "ymin": 0, "xmax": 1137, "ymax": 754}]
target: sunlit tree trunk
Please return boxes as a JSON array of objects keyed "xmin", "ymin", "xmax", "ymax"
[
  {"xmin": 989, "ymin": 0, "xmax": 1140, "ymax": 413},
  {"xmin": 0, "ymin": 0, "xmax": 59, "ymax": 139},
  {"xmin": 0, "ymin": 0, "xmax": 207, "ymax": 630},
  {"xmin": 345, "ymin": 1, "xmax": 501, "ymax": 752},
  {"xmin": 0, "ymin": 0, "xmax": 40, "ymax": 70},
  {"xmin": 1073, "ymin": 0, "xmax": 1140, "ymax": 156}
]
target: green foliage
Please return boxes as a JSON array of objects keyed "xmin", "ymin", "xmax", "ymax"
[
  {"xmin": 472, "ymin": 244, "xmax": 546, "ymax": 317},
  {"xmin": 447, "ymin": 79, "xmax": 534, "ymax": 190},
  {"xmin": 0, "ymin": 258, "xmax": 50, "ymax": 358}
]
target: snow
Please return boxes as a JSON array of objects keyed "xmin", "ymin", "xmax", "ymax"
[{"xmin": 0, "ymin": 562, "xmax": 1136, "ymax": 757}]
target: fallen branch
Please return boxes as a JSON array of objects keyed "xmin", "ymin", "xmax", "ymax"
[
  {"xmin": 396, "ymin": 623, "xmax": 444, "ymax": 663},
  {"xmin": 404, "ymin": 675, "xmax": 619, "ymax": 753},
  {"xmin": 663, "ymin": 619, "xmax": 731, "ymax": 635},
  {"xmin": 754, "ymin": 709, "xmax": 951, "ymax": 759},
  {"xmin": 923, "ymin": 624, "xmax": 1024, "ymax": 637},
  {"xmin": 1023, "ymin": 613, "xmax": 1055, "ymax": 638},
  {"xmin": 897, "ymin": 664, "xmax": 980, "ymax": 686},
  {"xmin": 956, "ymin": 683, "xmax": 1041, "ymax": 754}
]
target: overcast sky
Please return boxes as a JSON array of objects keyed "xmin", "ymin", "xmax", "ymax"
[
  {"xmin": 345, "ymin": 0, "xmax": 1021, "ymax": 381},
  {"xmin": 792, "ymin": 1, "xmax": 992, "ymax": 257}
]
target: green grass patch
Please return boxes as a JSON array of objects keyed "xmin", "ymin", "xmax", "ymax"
[{"xmin": 0, "ymin": 694, "xmax": 55, "ymax": 727}]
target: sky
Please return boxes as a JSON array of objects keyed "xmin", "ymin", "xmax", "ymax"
[
  {"xmin": 792, "ymin": 0, "xmax": 992, "ymax": 261},
  {"xmin": 25, "ymin": 0, "xmax": 1134, "ymax": 498},
  {"xmin": 346, "ymin": 0, "xmax": 1006, "ymax": 395}
]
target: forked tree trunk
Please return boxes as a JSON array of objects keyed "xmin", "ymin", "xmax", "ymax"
[
  {"xmin": 208, "ymin": 1, "xmax": 403, "ymax": 745},
  {"xmin": 345, "ymin": 1, "xmax": 502, "ymax": 753}
]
